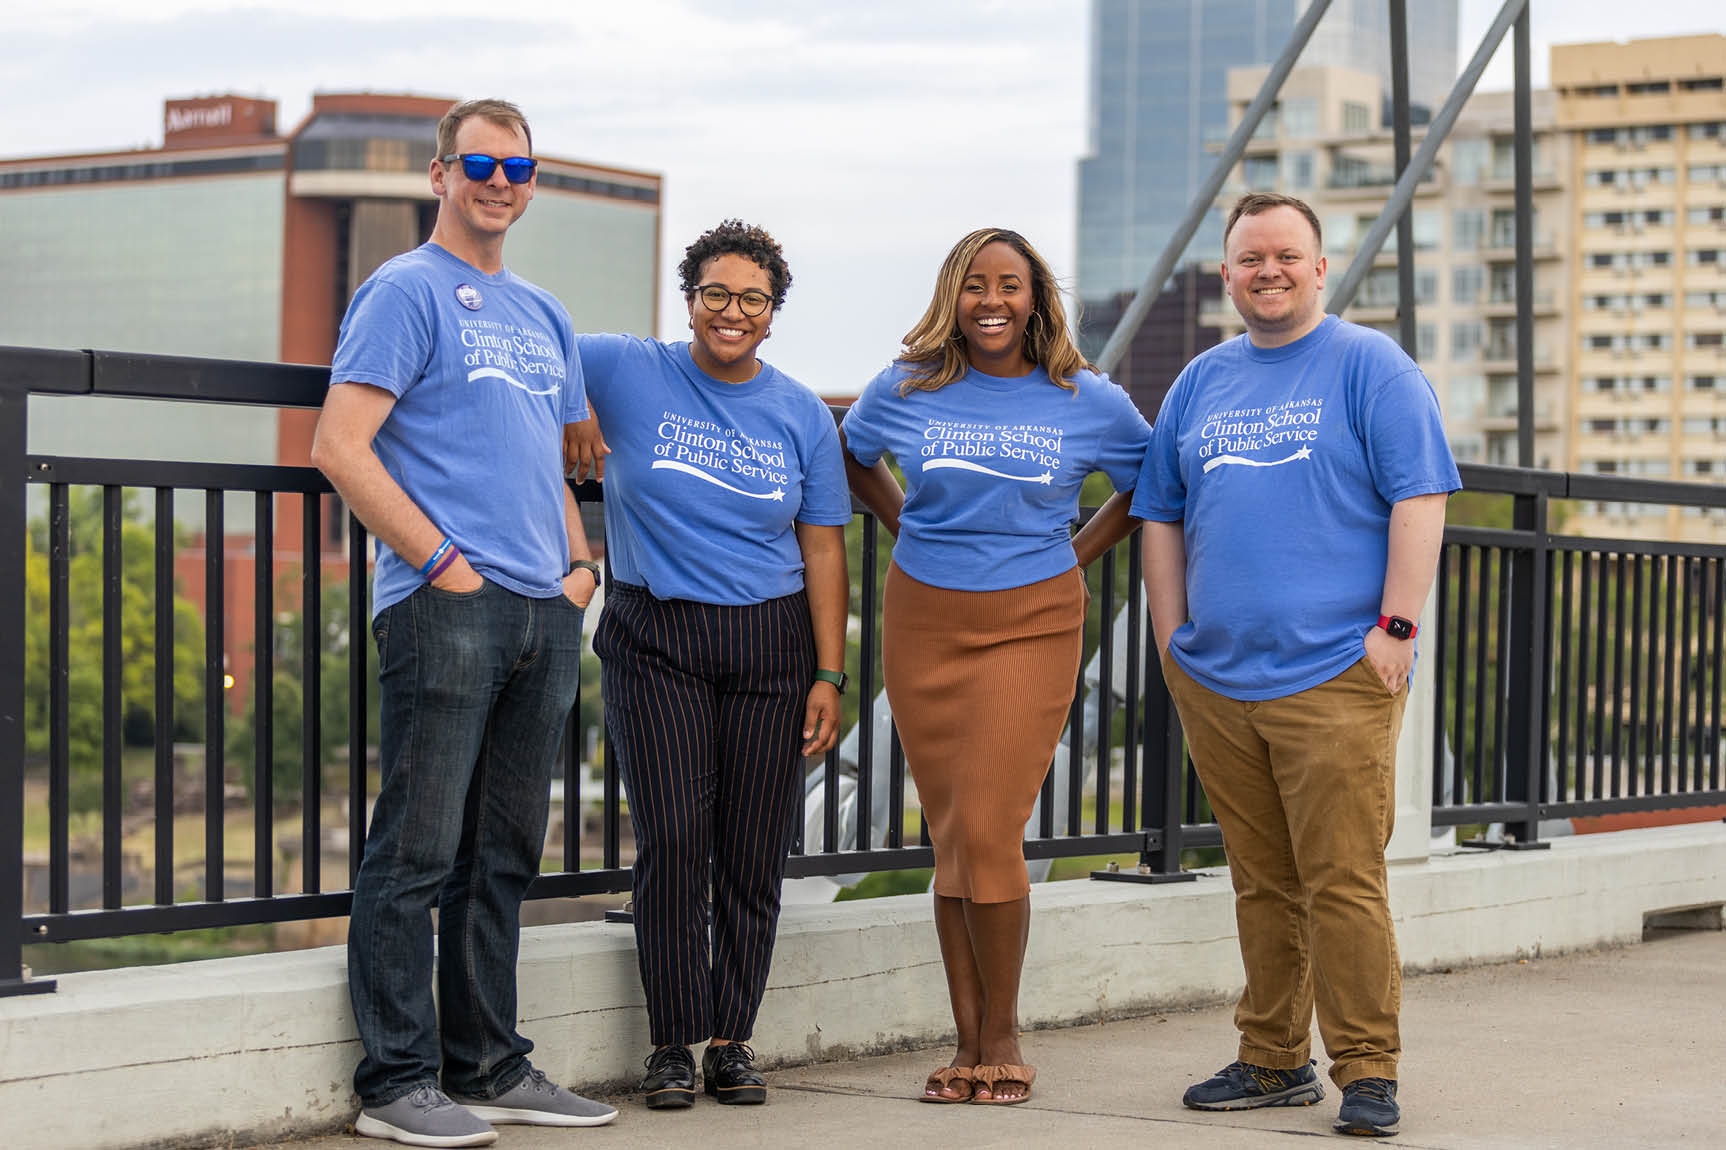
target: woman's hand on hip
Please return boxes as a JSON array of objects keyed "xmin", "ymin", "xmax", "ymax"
[{"xmin": 802, "ymin": 682, "xmax": 841, "ymax": 756}]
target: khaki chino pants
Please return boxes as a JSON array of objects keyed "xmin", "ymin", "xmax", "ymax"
[{"xmin": 1163, "ymin": 652, "xmax": 1407, "ymax": 1087}]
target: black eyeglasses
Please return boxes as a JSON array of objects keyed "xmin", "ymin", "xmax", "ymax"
[
  {"xmin": 696, "ymin": 284, "xmax": 772, "ymax": 317},
  {"xmin": 442, "ymin": 153, "xmax": 538, "ymax": 184}
]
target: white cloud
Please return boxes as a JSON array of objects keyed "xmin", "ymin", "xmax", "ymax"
[{"xmin": 2, "ymin": 1, "xmax": 1721, "ymax": 391}]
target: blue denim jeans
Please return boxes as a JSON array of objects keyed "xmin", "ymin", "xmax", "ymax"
[{"xmin": 348, "ymin": 580, "xmax": 584, "ymax": 1107}]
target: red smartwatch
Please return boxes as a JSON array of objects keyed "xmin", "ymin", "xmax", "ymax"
[{"xmin": 1377, "ymin": 615, "xmax": 1417, "ymax": 641}]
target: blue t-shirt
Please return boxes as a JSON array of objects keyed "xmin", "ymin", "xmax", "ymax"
[
  {"xmin": 1131, "ymin": 315, "xmax": 1461, "ymax": 701},
  {"xmin": 841, "ymin": 362, "xmax": 1150, "ymax": 591},
  {"xmin": 329, "ymin": 243, "xmax": 588, "ymax": 618},
  {"xmin": 576, "ymin": 335, "xmax": 852, "ymax": 605}
]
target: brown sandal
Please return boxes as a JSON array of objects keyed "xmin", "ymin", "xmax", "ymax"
[
  {"xmin": 919, "ymin": 1064, "xmax": 976, "ymax": 1104},
  {"xmin": 971, "ymin": 1063, "xmax": 1036, "ymax": 1105}
]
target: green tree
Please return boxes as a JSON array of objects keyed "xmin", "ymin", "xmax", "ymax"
[
  {"xmin": 577, "ymin": 647, "xmax": 603, "ymax": 750},
  {"xmin": 226, "ymin": 573, "xmax": 381, "ymax": 804},
  {"xmin": 23, "ymin": 490, "xmax": 206, "ymax": 810}
]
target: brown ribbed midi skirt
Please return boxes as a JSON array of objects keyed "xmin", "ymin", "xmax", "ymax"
[{"xmin": 882, "ymin": 561, "xmax": 1086, "ymax": 904}]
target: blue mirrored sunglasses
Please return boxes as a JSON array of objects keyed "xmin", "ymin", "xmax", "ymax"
[{"xmin": 442, "ymin": 153, "xmax": 538, "ymax": 184}]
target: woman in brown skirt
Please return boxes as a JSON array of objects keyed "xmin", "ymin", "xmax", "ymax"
[{"xmin": 839, "ymin": 228, "xmax": 1150, "ymax": 1105}]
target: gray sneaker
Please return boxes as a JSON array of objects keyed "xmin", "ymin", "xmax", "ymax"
[
  {"xmin": 452, "ymin": 1066, "xmax": 619, "ymax": 1128},
  {"xmin": 355, "ymin": 1085, "xmax": 497, "ymax": 1148}
]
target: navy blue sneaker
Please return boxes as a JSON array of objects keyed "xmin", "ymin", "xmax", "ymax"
[
  {"xmin": 1334, "ymin": 1077, "xmax": 1399, "ymax": 1136},
  {"xmin": 1182, "ymin": 1059, "xmax": 1325, "ymax": 1110}
]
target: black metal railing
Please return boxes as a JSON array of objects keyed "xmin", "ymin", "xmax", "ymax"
[
  {"xmin": 1, "ymin": 348, "xmax": 1202, "ymax": 997},
  {"xmin": 8, "ymin": 352, "xmax": 1726, "ymax": 998},
  {"xmin": 1434, "ymin": 464, "xmax": 1726, "ymax": 839}
]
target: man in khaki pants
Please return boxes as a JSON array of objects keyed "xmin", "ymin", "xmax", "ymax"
[{"xmin": 1132, "ymin": 192, "xmax": 1459, "ymax": 1138}]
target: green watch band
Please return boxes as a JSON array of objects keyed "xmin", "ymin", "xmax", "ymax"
[{"xmin": 813, "ymin": 668, "xmax": 848, "ymax": 694}]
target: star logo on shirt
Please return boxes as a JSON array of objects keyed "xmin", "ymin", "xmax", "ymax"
[
  {"xmin": 924, "ymin": 460, "xmax": 1057, "ymax": 485},
  {"xmin": 1201, "ymin": 444, "xmax": 1315, "ymax": 475}
]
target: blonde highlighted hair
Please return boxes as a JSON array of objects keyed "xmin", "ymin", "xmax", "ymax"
[{"xmin": 897, "ymin": 228, "xmax": 1091, "ymax": 395}]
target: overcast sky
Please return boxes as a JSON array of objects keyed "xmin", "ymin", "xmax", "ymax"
[{"xmin": 2, "ymin": 1, "xmax": 1722, "ymax": 394}]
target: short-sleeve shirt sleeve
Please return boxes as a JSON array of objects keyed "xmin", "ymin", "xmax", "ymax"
[
  {"xmin": 330, "ymin": 278, "xmax": 434, "ymax": 399},
  {"xmin": 1092, "ymin": 375, "xmax": 1153, "ymax": 492},
  {"xmin": 557, "ymin": 309, "xmax": 588, "ymax": 424},
  {"xmin": 1362, "ymin": 367, "xmax": 1463, "ymax": 505},
  {"xmin": 839, "ymin": 368, "xmax": 893, "ymax": 466},
  {"xmin": 797, "ymin": 401, "xmax": 854, "ymax": 526},
  {"xmin": 1129, "ymin": 367, "xmax": 1193, "ymax": 522},
  {"xmin": 573, "ymin": 332, "xmax": 636, "ymax": 414}
]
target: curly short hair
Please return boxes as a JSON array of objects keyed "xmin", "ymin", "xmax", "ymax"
[{"xmin": 677, "ymin": 219, "xmax": 792, "ymax": 309}]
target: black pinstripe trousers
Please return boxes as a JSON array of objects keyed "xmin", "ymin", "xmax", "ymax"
[{"xmin": 594, "ymin": 579, "xmax": 816, "ymax": 1046}]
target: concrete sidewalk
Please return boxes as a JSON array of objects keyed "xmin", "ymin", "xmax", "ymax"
[{"xmin": 275, "ymin": 928, "xmax": 1723, "ymax": 1150}]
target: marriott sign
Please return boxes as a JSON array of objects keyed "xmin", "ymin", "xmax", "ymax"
[{"xmin": 162, "ymin": 96, "xmax": 276, "ymax": 147}]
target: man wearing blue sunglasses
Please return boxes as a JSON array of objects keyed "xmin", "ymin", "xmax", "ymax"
[{"xmin": 313, "ymin": 98, "xmax": 614, "ymax": 1146}]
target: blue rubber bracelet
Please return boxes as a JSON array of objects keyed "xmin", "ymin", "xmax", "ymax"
[{"xmin": 420, "ymin": 537, "xmax": 452, "ymax": 577}]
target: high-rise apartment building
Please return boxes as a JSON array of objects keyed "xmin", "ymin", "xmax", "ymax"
[
  {"xmin": 1202, "ymin": 63, "xmax": 1573, "ymax": 472},
  {"xmin": 1554, "ymin": 35, "xmax": 1726, "ymax": 541},
  {"xmin": 1076, "ymin": 0, "xmax": 1458, "ymax": 411}
]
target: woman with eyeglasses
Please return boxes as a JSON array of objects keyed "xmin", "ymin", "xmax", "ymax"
[
  {"xmin": 562, "ymin": 220, "xmax": 850, "ymax": 1110},
  {"xmin": 839, "ymin": 228, "xmax": 1150, "ymax": 1107}
]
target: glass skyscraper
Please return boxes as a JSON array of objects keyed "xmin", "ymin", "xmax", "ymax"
[{"xmin": 1077, "ymin": 0, "xmax": 1459, "ymax": 381}]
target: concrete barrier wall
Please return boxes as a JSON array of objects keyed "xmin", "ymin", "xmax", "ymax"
[{"xmin": 3, "ymin": 822, "xmax": 1722, "ymax": 1149}]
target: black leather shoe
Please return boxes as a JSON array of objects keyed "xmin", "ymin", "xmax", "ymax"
[
  {"xmin": 640, "ymin": 1045, "xmax": 695, "ymax": 1110},
  {"xmin": 702, "ymin": 1042, "xmax": 766, "ymax": 1105}
]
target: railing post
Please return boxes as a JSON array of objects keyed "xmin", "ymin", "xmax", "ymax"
[
  {"xmin": 1148, "ymin": 658, "xmax": 1195, "ymax": 880},
  {"xmin": 1388, "ymin": 0, "xmax": 1418, "ymax": 359},
  {"xmin": 1498, "ymin": 4, "xmax": 1550, "ymax": 851},
  {"xmin": 1095, "ymin": 645, "xmax": 1197, "ymax": 885},
  {"xmin": 1513, "ymin": 0, "xmax": 1536, "ymax": 472},
  {"xmin": 1, "ymin": 370, "xmax": 56, "ymax": 997},
  {"xmin": 1501, "ymin": 490, "xmax": 1553, "ymax": 849},
  {"xmin": 1387, "ymin": 598, "xmax": 1438, "ymax": 862}
]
